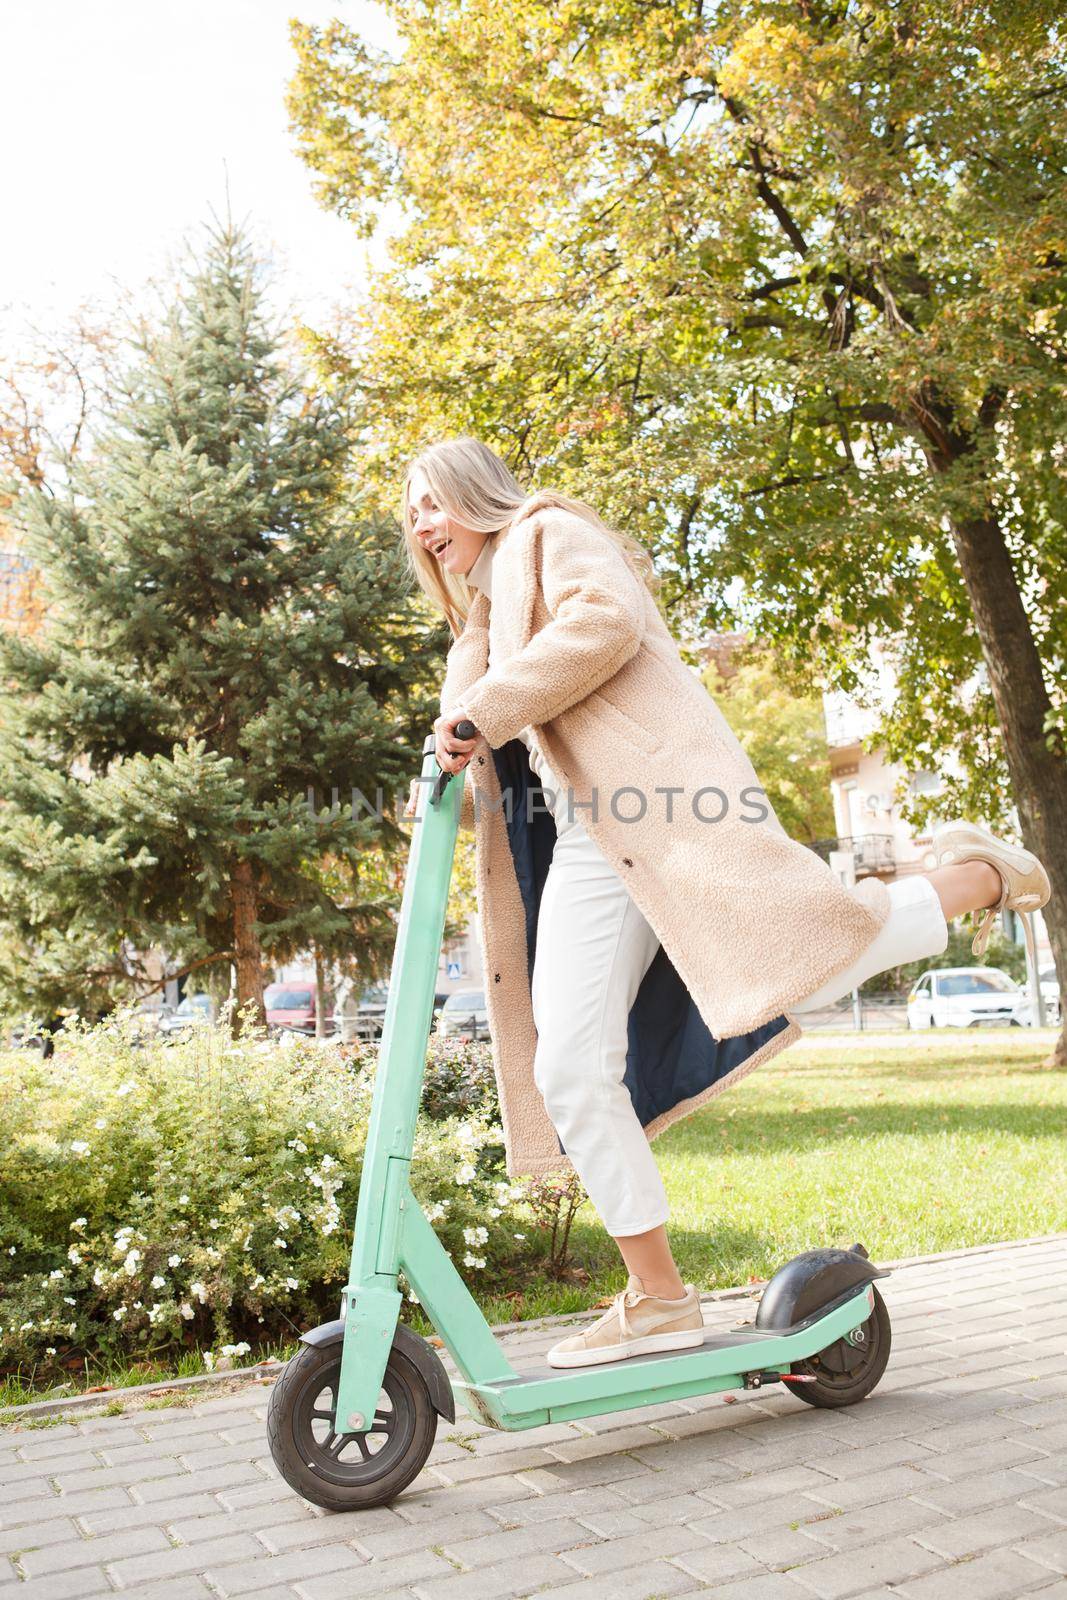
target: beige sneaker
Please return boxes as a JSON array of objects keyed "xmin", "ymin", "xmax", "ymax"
[
  {"xmin": 931, "ymin": 818, "xmax": 1051, "ymax": 968},
  {"xmin": 545, "ymin": 1274, "xmax": 705, "ymax": 1369}
]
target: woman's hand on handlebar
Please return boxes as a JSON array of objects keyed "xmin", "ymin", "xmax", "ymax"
[
  {"xmin": 434, "ymin": 708, "xmax": 482, "ymax": 776},
  {"xmin": 404, "ymin": 712, "xmax": 484, "ymax": 816}
]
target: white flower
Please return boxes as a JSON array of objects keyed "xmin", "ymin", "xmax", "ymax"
[
  {"xmin": 273, "ymin": 1237, "xmax": 288, "ymax": 1250},
  {"xmin": 221, "ymin": 1341, "xmax": 251, "ymax": 1359},
  {"xmin": 116, "ymin": 1080, "xmax": 138, "ymax": 1097},
  {"xmin": 190, "ymin": 1280, "xmax": 207, "ymax": 1304},
  {"xmin": 123, "ymin": 1249, "xmax": 141, "ymax": 1276},
  {"xmin": 284, "ymin": 1277, "xmax": 299, "ymax": 1290},
  {"xmin": 67, "ymin": 1246, "xmax": 82, "ymax": 1264},
  {"xmin": 7, "ymin": 1246, "xmax": 15, "ymax": 1256},
  {"xmin": 305, "ymin": 1120, "xmax": 318, "ymax": 1131},
  {"xmin": 179, "ymin": 1302, "xmax": 194, "ymax": 1320},
  {"xmin": 94, "ymin": 1118, "xmax": 107, "ymax": 1130},
  {"xmin": 203, "ymin": 1350, "xmax": 215, "ymax": 1372},
  {"xmin": 113, "ymin": 1306, "xmax": 126, "ymax": 1321},
  {"xmin": 49, "ymin": 1268, "xmax": 65, "ymax": 1281},
  {"xmin": 63, "ymin": 1296, "xmax": 76, "ymax": 1306},
  {"xmin": 168, "ymin": 1254, "xmax": 182, "ymax": 1268},
  {"xmin": 46, "ymin": 1346, "xmax": 56, "ymax": 1356},
  {"xmin": 92, "ymin": 1267, "xmax": 105, "ymax": 1286},
  {"xmin": 151, "ymin": 1275, "xmax": 166, "ymax": 1289},
  {"xmin": 208, "ymin": 1218, "xmax": 219, "ymax": 1229},
  {"xmin": 320, "ymin": 1154, "xmax": 336, "ymax": 1172},
  {"xmin": 178, "ymin": 1194, "xmax": 190, "ymax": 1206},
  {"xmin": 19, "ymin": 1321, "xmax": 34, "ymax": 1331},
  {"xmin": 463, "ymin": 1226, "xmax": 488, "ymax": 1247},
  {"xmin": 513, "ymin": 1232, "xmax": 526, "ymax": 1241},
  {"xmin": 487, "ymin": 1206, "xmax": 501, "ymax": 1218},
  {"xmin": 70, "ymin": 1140, "xmax": 90, "ymax": 1157},
  {"xmin": 71, "ymin": 1217, "xmax": 87, "ymax": 1231},
  {"xmin": 462, "ymin": 1252, "xmax": 486, "ymax": 1269},
  {"xmin": 454, "ymin": 1163, "xmax": 476, "ymax": 1185}
]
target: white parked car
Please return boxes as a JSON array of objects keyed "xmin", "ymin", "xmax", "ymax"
[
  {"xmin": 157, "ymin": 993, "xmax": 217, "ymax": 1037},
  {"xmin": 435, "ymin": 989, "xmax": 489, "ymax": 1041},
  {"xmin": 906, "ymin": 967, "xmax": 1032, "ymax": 1029}
]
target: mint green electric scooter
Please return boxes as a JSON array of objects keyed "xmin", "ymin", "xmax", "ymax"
[{"xmin": 267, "ymin": 727, "xmax": 893, "ymax": 1511}]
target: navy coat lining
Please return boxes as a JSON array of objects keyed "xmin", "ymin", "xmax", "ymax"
[{"xmin": 490, "ymin": 738, "xmax": 791, "ymax": 1157}]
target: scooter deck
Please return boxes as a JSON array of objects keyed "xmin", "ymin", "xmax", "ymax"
[{"xmin": 452, "ymin": 1283, "xmax": 873, "ymax": 1430}]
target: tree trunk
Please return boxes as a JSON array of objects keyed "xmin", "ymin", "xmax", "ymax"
[
  {"xmin": 314, "ymin": 944, "xmax": 327, "ymax": 1040},
  {"xmin": 231, "ymin": 858, "xmax": 266, "ymax": 1034},
  {"xmin": 945, "ymin": 511, "xmax": 1067, "ymax": 1068}
]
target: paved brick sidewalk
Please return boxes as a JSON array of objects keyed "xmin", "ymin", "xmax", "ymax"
[{"xmin": 2, "ymin": 1234, "xmax": 1065, "ymax": 1600}]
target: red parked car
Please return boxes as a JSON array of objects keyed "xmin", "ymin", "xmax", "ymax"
[{"xmin": 264, "ymin": 982, "xmax": 334, "ymax": 1036}]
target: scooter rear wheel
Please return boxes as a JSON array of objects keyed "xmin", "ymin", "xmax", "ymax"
[
  {"xmin": 266, "ymin": 1337, "xmax": 438, "ymax": 1510},
  {"xmin": 788, "ymin": 1284, "xmax": 891, "ymax": 1407}
]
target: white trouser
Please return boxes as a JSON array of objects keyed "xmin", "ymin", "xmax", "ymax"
[{"xmin": 529, "ymin": 813, "xmax": 949, "ymax": 1238}]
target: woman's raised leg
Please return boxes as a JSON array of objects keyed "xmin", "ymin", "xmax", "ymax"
[
  {"xmin": 927, "ymin": 860, "xmax": 1001, "ymax": 923},
  {"xmin": 790, "ymin": 860, "xmax": 1004, "ymax": 1017}
]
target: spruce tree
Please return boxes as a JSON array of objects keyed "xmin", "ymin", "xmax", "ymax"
[{"xmin": 0, "ymin": 221, "xmax": 437, "ymax": 1027}]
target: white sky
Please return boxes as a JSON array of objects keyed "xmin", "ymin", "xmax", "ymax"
[{"xmin": 0, "ymin": 1, "xmax": 402, "ymax": 334}]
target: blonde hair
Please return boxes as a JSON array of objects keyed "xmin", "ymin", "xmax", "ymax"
[{"xmin": 399, "ymin": 436, "xmax": 660, "ymax": 640}]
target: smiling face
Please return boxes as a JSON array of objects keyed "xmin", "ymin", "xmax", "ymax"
[{"xmin": 407, "ymin": 466, "xmax": 488, "ymax": 578}]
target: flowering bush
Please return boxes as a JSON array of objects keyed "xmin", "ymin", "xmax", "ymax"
[
  {"xmin": 420, "ymin": 1037, "xmax": 500, "ymax": 1124},
  {"xmin": 0, "ymin": 1010, "xmax": 529, "ymax": 1376}
]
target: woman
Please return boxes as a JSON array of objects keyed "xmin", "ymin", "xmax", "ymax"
[{"xmin": 403, "ymin": 436, "xmax": 1051, "ymax": 1370}]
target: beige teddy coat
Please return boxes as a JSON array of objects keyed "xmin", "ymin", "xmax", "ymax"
[{"xmin": 440, "ymin": 494, "xmax": 891, "ymax": 1179}]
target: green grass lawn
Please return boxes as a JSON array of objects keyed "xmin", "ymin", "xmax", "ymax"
[{"xmin": 468, "ymin": 1029, "xmax": 1067, "ymax": 1325}]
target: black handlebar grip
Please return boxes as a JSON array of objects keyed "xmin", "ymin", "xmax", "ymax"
[{"xmin": 429, "ymin": 719, "xmax": 480, "ymax": 807}]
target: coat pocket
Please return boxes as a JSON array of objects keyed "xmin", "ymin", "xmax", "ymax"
[{"xmin": 586, "ymin": 688, "xmax": 664, "ymax": 755}]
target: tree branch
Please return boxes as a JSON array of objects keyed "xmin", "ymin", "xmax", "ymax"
[
  {"xmin": 747, "ymin": 275, "xmax": 803, "ymax": 300},
  {"xmin": 741, "ymin": 463, "xmax": 852, "ymax": 500},
  {"xmin": 749, "ymin": 144, "xmax": 809, "ymax": 256}
]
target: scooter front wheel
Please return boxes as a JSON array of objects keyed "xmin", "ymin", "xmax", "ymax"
[
  {"xmin": 788, "ymin": 1283, "xmax": 891, "ymax": 1408},
  {"xmin": 266, "ymin": 1337, "xmax": 438, "ymax": 1510}
]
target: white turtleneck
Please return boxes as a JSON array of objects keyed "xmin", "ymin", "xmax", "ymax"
[
  {"xmin": 458, "ymin": 534, "xmax": 569, "ymax": 828},
  {"xmin": 464, "ymin": 532, "xmax": 495, "ymax": 598}
]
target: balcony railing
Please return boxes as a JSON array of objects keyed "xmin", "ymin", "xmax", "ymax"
[
  {"xmin": 822, "ymin": 698, "xmax": 880, "ymax": 749},
  {"xmin": 808, "ymin": 834, "xmax": 896, "ymax": 876}
]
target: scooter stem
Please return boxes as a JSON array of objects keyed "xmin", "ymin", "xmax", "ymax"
[{"xmin": 334, "ymin": 732, "xmax": 469, "ymax": 1430}]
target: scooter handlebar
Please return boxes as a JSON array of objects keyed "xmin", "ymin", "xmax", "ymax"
[{"xmin": 429, "ymin": 719, "xmax": 480, "ymax": 807}]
